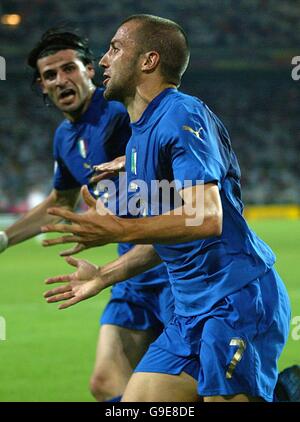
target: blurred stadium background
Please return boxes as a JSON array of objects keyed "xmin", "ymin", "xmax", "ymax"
[{"xmin": 0, "ymin": 0, "xmax": 299, "ymax": 401}]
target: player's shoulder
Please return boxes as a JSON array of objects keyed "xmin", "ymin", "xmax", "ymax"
[
  {"xmin": 159, "ymin": 90, "xmax": 207, "ymax": 133},
  {"xmin": 162, "ymin": 90, "xmax": 207, "ymax": 123},
  {"xmin": 54, "ymin": 118, "xmax": 69, "ymax": 141},
  {"xmin": 168, "ymin": 90, "xmax": 205, "ymax": 111},
  {"xmin": 54, "ymin": 113, "xmax": 74, "ymax": 146}
]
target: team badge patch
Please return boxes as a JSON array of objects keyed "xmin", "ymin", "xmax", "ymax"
[{"xmin": 78, "ymin": 139, "xmax": 88, "ymax": 159}]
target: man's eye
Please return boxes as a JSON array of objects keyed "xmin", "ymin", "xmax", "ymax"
[
  {"xmin": 45, "ymin": 73, "xmax": 56, "ymax": 80},
  {"xmin": 65, "ymin": 65, "xmax": 75, "ymax": 72}
]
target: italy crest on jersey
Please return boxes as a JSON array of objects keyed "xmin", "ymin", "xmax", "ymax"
[
  {"xmin": 131, "ymin": 147, "xmax": 137, "ymax": 175},
  {"xmin": 78, "ymin": 139, "xmax": 87, "ymax": 159}
]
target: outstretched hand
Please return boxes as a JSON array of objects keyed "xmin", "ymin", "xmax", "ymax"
[
  {"xmin": 41, "ymin": 185, "xmax": 124, "ymax": 256},
  {"xmin": 90, "ymin": 155, "xmax": 126, "ymax": 185},
  {"xmin": 44, "ymin": 256, "xmax": 106, "ymax": 309}
]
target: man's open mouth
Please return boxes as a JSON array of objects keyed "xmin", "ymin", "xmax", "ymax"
[
  {"xmin": 103, "ymin": 74, "xmax": 110, "ymax": 86},
  {"xmin": 59, "ymin": 89, "xmax": 76, "ymax": 100}
]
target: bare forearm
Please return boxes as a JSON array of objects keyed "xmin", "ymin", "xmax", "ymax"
[
  {"xmin": 41, "ymin": 184, "xmax": 222, "ymax": 252},
  {"xmin": 99, "ymin": 244, "xmax": 162, "ymax": 287},
  {"xmin": 119, "ymin": 212, "xmax": 219, "ymax": 244},
  {"xmin": 116, "ymin": 183, "xmax": 222, "ymax": 244},
  {"xmin": 6, "ymin": 189, "xmax": 79, "ymax": 247}
]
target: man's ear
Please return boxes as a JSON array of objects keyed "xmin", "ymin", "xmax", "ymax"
[
  {"xmin": 141, "ymin": 51, "xmax": 160, "ymax": 73},
  {"xmin": 37, "ymin": 77, "xmax": 47, "ymax": 94},
  {"xmin": 86, "ymin": 63, "xmax": 95, "ymax": 79}
]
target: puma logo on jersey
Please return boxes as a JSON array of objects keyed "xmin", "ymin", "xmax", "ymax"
[{"xmin": 182, "ymin": 125, "xmax": 204, "ymax": 140}]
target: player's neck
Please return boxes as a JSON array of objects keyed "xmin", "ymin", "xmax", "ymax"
[
  {"xmin": 127, "ymin": 82, "xmax": 176, "ymax": 123},
  {"xmin": 63, "ymin": 85, "xmax": 96, "ymax": 123}
]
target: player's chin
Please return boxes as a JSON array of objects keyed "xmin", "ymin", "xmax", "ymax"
[
  {"xmin": 59, "ymin": 101, "xmax": 80, "ymax": 113},
  {"xmin": 103, "ymin": 86, "xmax": 119, "ymax": 102},
  {"xmin": 102, "ymin": 87, "xmax": 111, "ymax": 100}
]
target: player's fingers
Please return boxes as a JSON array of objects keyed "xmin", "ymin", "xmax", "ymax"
[
  {"xmin": 93, "ymin": 162, "xmax": 112, "ymax": 171},
  {"xmin": 95, "ymin": 197, "xmax": 113, "ymax": 216},
  {"xmin": 42, "ymin": 235, "xmax": 82, "ymax": 246},
  {"xmin": 45, "ymin": 274, "xmax": 73, "ymax": 284},
  {"xmin": 46, "ymin": 207, "xmax": 81, "ymax": 222},
  {"xmin": 44, "ymin": 284, "xmax": 72, "ymax": 297},
  {"xmin": 45, "ymin": 290, "xmax": 75, "ymax": 303},
  {"xmin": 89, "ymin": 171, "xmax": 113, "ymax": 184},
  {"xmin": 93, "ymin": 161, "xmax": 124, "ymax": 174},
  {"xmin": 59, "ymin": 243, "xmax": 86, "ymax": 257},
  {"xmin": 41, "ymin": 223, "xmax": 81, "ymax": 234},
  {"xmin": 65, "ymin": 256, "xmax": 79, "ymax": 267},
  {"xmin": 81, "ymin": 185, "xmax": 97, "ymax": 208},
  {"xmin": 58, "ymin": 296, "xmax": 82, "ymax": 310}
]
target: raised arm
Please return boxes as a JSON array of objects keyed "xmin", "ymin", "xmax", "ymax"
[
  {"xmin": 41, "ymin": 182, "xmax": 222, "ymax": 255},
  {"xmin": 116, "ymin": 183, "xmax": 222, "ymax": 244}
]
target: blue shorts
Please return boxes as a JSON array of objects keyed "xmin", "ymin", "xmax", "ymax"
[
  {"xmin": 135, "ymin": 268, "xmax": 291, "ymax": 401},
  {"xmin": 100, "ymin": 281, "xmax": 174, "ymax": 332}
]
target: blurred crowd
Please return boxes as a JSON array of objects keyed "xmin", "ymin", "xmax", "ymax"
[
  {"xmin": 193, "ymin": 74, "xmax": 299, "ymax": 205},
  {"xmin": 1, "ymin": 0, "xmax": 299, "ymax": 58},
  {"xmin": 0, "ymin": 0, "xmax": 299, "ymax": 210}
]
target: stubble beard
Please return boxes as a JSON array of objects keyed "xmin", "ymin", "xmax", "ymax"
[
  {"xmin": 104, "ymin": 57, "xmax": 140, "ymax": 103},
  {"xmin": 103, "ymin": 79, "xmax": 130, "ymax": 104}
]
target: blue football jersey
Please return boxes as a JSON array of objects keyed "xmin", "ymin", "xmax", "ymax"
[
  {"xmin": 53, "ymin": 87, "xmax": 169, "ymax": 286},
  {"xmin": 53, "ymin": 88, "xmax": 130, "ymax": 191},
  {"xmin": 125, "ymin": 88, "xmax": 276, "ymax": 315}
]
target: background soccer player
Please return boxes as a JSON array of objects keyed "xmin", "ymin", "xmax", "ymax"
[
  {"xmin": 42, "ymin": 15, "xmax": 292, "ymax": 402},
  {"xmin": 0, "ymin": 28, "xmax": 174, "ymax": 402}
]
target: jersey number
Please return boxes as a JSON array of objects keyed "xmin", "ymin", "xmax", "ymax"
[{"xmin": 225, "ymin": 338, "xmax": 246, "ymax": 379}]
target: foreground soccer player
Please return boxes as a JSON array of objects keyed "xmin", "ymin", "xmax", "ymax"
[
  {"xmin": 0, "ymin": 29, "xmax": 174, "ymax": 401},
  {"xmin": 42, "ymin": 15, "xmax": 291, "ymax": 402}
]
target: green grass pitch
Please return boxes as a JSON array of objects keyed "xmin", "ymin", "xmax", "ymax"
[{"xmin": 0, "ymin": 219, "xmax": 299, "ymax": 401}]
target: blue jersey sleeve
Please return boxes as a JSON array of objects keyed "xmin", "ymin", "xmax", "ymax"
[
  {"xmin": 53, "ymin": 130, "xmax": 80, "ymax": 191},
  {"xmin": 162, "ymin": 101, "xmax": 228, "ymax": 189}
]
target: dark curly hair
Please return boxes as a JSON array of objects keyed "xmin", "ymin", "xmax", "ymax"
[{"xmin": 28, "ymin": 27, "xmax": 95, "ymax": 81}]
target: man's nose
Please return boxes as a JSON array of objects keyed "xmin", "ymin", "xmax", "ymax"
[
  {"xmin": 99, "ymin": 52, "xmax": 108, "ymax": 68},
  {"xmin": 55, "ymin": 70, "xmax": 68, "ymax": 86}
]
